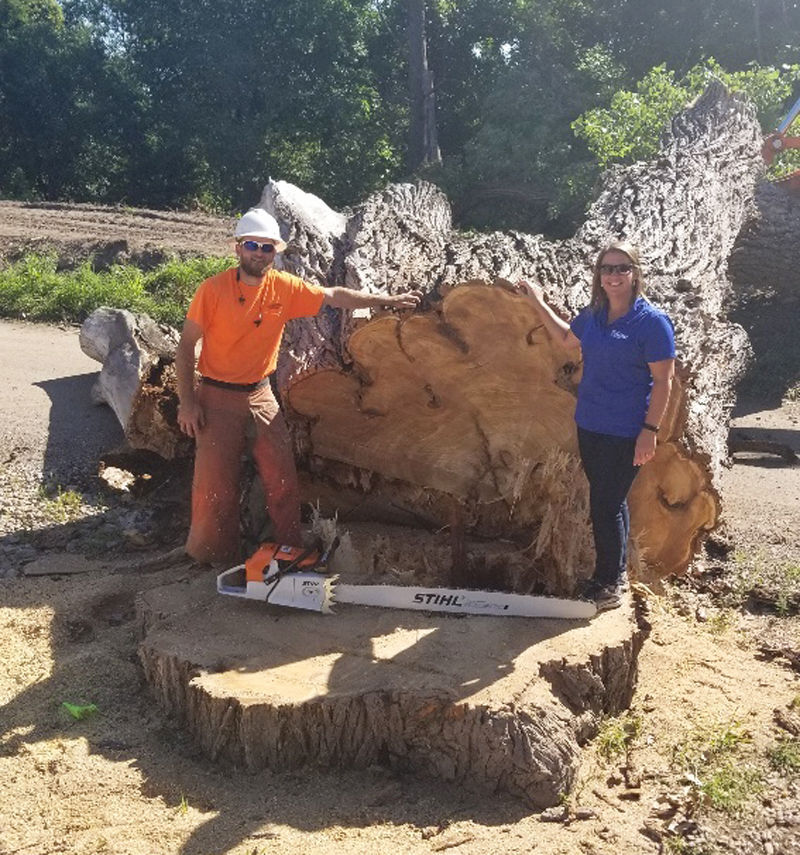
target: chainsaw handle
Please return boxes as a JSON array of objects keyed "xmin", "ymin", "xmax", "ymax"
[
  {"xmin": 316, "ymin": 536, "xmax": 340, "ymax": 572},
  {"xmin": 216, "ymin": 565, "xmax": 248, "ymax": 598}
]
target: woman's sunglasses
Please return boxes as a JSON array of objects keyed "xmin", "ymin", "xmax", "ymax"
[
  {"xmin": 599, "ymin": 263, "xmax": 634, "ymax": 275},
  {"xmin": 239, "ymin": 240, "xmax": 276, "ymax": 253}
]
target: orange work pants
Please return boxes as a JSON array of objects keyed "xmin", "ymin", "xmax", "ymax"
[{"xmin": 185, "ymin": 382, "xmax": 301, "ymax": 564}]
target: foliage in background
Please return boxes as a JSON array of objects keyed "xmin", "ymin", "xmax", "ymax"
[
  {"xmin": 573, "ymin": 60, "xmax": 800, "ymax": 170},
  {"xmin": 0, "ymin": 253, "xmax": 233, "ymax": 325},
  {"xmin": 1, "ymin": 0, "xmax": 800, "ymax": 233}
]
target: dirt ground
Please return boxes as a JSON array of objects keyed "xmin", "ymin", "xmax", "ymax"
[
  {"xmin": 0, "ymin": 200, "xmax": 233, "ymax": 269},
  {"xmin": 0, "ymin": 202, "xmax": 799, "ymax": 855}
]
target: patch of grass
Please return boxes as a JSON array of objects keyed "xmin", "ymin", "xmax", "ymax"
[
  {"xmin": 664, "ymin": 838, "xmax": 717, "ymax": 855},
  {"xmin": 729, "ymin": 548, "xmax": 800, "ymax": 615},
  {"xmin": 705, "ymin": 609, "xmax": 734, "ymax": 635},
  {"xmin": 0, "ymin": 252, "xmax": 234, "ymax": 326},
  {"xmin": 768, "ymin": 738, "xmax": 800, "ymax": 774},
  {"xmin": 594, "ymin": 711, "xmax": 642, "ymax": 762},
  {"xmin": 671, "ymin": 718, "xmax": 762, "ymax": 816},
  {"xmin": 700, "ymin": 760, "xmax": 762, "ymax": 813},
  {"xmin": 38, "ymin": 485, "xmax": 85, "ymax": 523}
]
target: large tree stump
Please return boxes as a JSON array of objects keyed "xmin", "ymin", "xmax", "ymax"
[{"xmin": 136, "ymin": 541, "xmax": 647, "ymax": 808}]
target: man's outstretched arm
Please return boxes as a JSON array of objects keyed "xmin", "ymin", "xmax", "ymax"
[{"xmin": 321, "ymin": 287, "xmax": 422, "ymax": 310}]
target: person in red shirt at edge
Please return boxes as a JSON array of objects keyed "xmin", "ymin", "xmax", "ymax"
[{"xmin": 176, "ymin": 207, "xmax": 422, "ymax": 566}]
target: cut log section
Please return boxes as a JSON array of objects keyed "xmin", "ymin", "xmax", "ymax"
[
  {"xmin": 279, "ymin": 83, "xmax": 764, "ymax": 584},
  {"xmin": 80, "ymin": 307, "xmax": 191, "ymax": 460},
  {"xmin": 290, "ymin": 283, "xmax": 578, "ymax": 501}
]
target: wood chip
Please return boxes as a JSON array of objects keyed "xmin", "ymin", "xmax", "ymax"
[{"xmin": 431, "ymin": 834, "xmax": 476, "ymax": 851}]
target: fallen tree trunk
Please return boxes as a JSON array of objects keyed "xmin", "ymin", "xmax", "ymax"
[
  {"xmin": 86, "ymin": 83, "xmax": 764, "ymax": 589},
  {"xmin": 79, "ymin": 307, "xmax": 190, "ymax": 460},
  {"xmin": 276, "ymin": 82, "xmax": 763, "ymax": 586},
  {"xmin": 726, "ymin": 180, "xmax": 800, "ymax": 405}
]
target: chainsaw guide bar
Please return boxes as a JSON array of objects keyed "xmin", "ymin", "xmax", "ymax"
[{"xmin": 216, "ymin": 542, "xmax": 596, "ymax": 620}]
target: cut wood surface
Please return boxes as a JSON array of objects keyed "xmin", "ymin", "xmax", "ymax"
[
  {"xmin": 290, "ymin": 283, "xmax": 579, "ymax": 500},
  {"xmin": 279, "ymin": 83, "xmax": 764, "ymax": 583},
  {"xmin": 136, "ymin": 561, "xmax": 646, "ymax": 808}
]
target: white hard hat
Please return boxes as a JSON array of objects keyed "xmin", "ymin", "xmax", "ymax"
[{"xmin": 234, "ymin": 208, "xmax": 286, "ymax": 252}]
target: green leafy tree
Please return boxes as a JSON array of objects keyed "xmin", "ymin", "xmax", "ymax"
[
  {"xmin": 573, "ymin": 60, "xmax": 800, "ymax": 170},
  {"xmin": 422, "ymin": 0, "xmax": 628, "ymax": 233},
  {"xmin": 0, "ymin": 0, "xmax": 147, "ymax": 200},
  {"xmin": 95, "ymin": 0, "xmax": 403, "ymax": 210}
]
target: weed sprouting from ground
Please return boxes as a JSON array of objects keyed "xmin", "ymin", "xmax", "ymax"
[
  {"xmin": 729, "ymin": 548, "xmax": 800, "ymax": 615},
  {"xmin": 767, "ymin": 738, "xmax": 800, "ymax": 774},
  {"xmin": 594, "ymin": 711, "xmax": 643, "ymax": 762},
  {"xmin": 671, "ymin": 718, "xmax": 762, "ymax": 816},
  {"xmin": 705, "ymin": 609, "xmax": 734, "ymax": 635},
  {"xmin": 664, "ymin": 837, "xmax": 718, "ymax": 855},
  {"xmin": 38, "ymin": 485, "xmax": 85, "ymax": 523},
  {"xmin": 699, "ymin": 760, "xmax": 762, "ymax": 813}
]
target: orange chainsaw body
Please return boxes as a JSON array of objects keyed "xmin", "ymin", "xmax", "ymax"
[{"xmin": 244, "ymin": 543, "xmax": 321, "ymax": 583}]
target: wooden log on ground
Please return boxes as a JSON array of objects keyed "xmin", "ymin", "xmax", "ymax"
[
  {"xmin": 726, "ymin": 180, "xmax": 800, "ymax": 406},
  {"xmin": 278, "ymin": 82, "xmax": 763, "ymax": 585},
  {"xmin": 97, "ymin": 83, "xmax": 763, "ymax": 588},
  {"xmin": 79, "ymin": 307, "xmax": 190, "ymax": 460}
]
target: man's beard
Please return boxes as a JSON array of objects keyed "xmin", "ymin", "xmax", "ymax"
[{"xmin": 239, "ymin": 255, "xmax": 272, "ymax": 278}]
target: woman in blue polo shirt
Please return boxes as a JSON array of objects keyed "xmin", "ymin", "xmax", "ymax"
[{"xmin": 517, "ymin": 242, "xmax": 675, "ymax": 610}]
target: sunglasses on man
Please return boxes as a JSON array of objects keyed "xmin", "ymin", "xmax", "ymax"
[
  {"xmin": 599, "ymin": 263, "xmax": 634, "ymax": 275},
  {"xmin": 239, "ymin": 240, "xmax": 276, "ymax": 253}
]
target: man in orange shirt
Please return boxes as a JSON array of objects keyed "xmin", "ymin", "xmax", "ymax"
[{"xmin": 176, "ymin": 208, "xmax": 421, "ymax": 565}]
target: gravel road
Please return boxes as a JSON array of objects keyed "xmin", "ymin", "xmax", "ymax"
[
  {"xmin": 0, "ymin": 319, "xmax": 132, "ymax": 574},
  {"xmin": 1, "ymin": 318, "xmax": 123, "ymax": 480}
]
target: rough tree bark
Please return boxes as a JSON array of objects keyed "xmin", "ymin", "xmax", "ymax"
[
  {"xmin": 726, "ymin": 180, "xmax": 800, "ymax": 413},
  {"xmin": 272, "ymin": 82, "xmax": 763, "ymax": 587},
  {"xmin": 729, "ymin": 181, "xmax": 800, "ymax": 288},
  {"xmin": 407, "ymin": 0, "xmax": 441, "ymax": 170}
]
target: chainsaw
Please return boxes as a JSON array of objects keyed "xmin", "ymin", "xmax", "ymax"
[{"xmin": 216, "ymin": 539, "xmax": 596, "ymax": 620}]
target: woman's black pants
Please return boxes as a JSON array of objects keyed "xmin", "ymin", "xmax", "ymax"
[{"xmin": 577, "ymin": 426, "xmax": 640, "ymax": 586}]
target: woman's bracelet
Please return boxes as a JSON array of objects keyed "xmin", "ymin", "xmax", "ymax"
[{"xmin": 641, "ymin": 422, "xmax": 659, "ymax": 433}]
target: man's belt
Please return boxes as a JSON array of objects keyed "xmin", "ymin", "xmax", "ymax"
[{"xmin": 200, "ymin": 376, "xmax": 271, "ymax": 392}]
